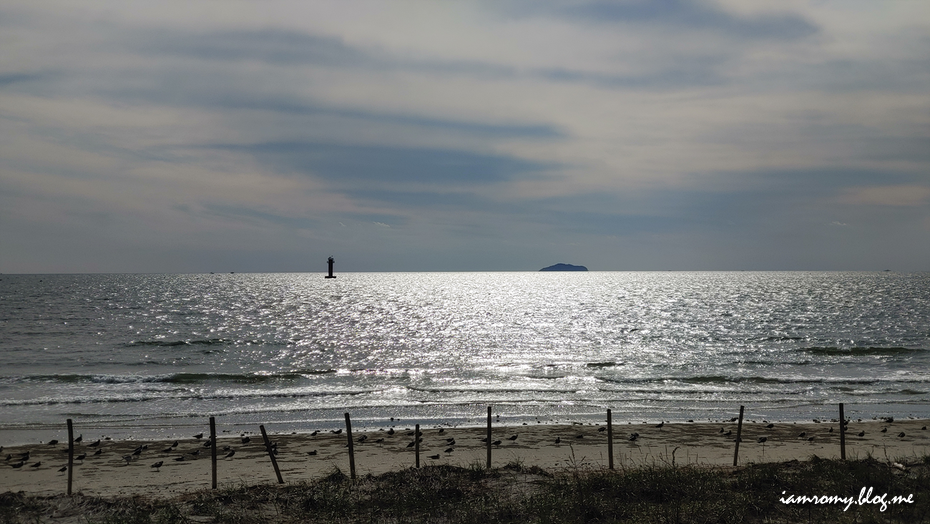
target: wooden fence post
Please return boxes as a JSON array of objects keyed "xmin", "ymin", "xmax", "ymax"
[
  {"xmin": 732, "ymin": 406, "xmax": 744, "ymax": 467},
  {"xmin": 345, "ymin": 413, "xmax": 356, "ymax": 480},
  {"xmin": 607, "ymin": 409, "xmax": 614, "ymax": 470},
  {"xmin": 66, "ymin": 419, "xmax": 74, "ymax": 496},
  {"xmin": 210, "ymin": 417, "xmax": 217, "ymax": 489},
  {"xmin": 415, "ymin": 424, "xmax": 420, "ymax": 469},
  {"xmin": 259, "ymin": 425, "xmax": 284, "ymax": 484},
  {"xmin": 839, "ymin": 403, "xmax": 846, "ymax": 460},
  {"xmin": 486, "ymin": 406, "xmax": 492, "ymax": 469}
]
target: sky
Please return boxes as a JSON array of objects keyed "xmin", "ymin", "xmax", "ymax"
[{"xmin": 1, "ymin": 1, "xmax": 928, "ymax": 273}]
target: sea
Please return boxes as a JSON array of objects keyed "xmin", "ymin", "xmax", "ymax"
[{"xmin": 1, "ymin": 272, "xmax": 928, "ymax": 445}]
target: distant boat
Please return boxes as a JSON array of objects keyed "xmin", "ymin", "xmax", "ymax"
[{"xmin": 540, "ymin": 263, "xmax": 588, "ymax": 272}]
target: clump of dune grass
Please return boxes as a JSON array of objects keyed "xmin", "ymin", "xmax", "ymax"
[{"xmin": 2, "ymin": 457, "xmax": 929, "ymax": 523}]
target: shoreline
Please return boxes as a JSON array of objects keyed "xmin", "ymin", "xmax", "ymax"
[{"xmin": 3, "ymin": 419, "xmax": 929, "ymax": 499}]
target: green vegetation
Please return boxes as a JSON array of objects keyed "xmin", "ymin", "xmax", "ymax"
[{"xmin": 2, "ymin": 458, "xmax": 928, "ymax": 523}]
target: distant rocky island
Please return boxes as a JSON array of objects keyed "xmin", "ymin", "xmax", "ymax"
[{"xmin": 539, "ymin": 263, "xmax": 588, "ymax": 271}]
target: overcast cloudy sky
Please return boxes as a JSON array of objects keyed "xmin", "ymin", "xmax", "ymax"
[{"xmin": 1, "ymin": 1, "xmax": 928, "ymax": 273}]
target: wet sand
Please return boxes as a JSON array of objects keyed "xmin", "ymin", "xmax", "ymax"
[{"xmin": 3, "ymin": 419, "xmax": 929, "ymax": 498}]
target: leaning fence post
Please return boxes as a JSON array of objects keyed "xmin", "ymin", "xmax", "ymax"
[
  {"xmin": 733, "ymin": 406, "xmax": 745, "ymax": 467},
  {"xmin": 486, "ymin": 406, "xmax": 492, "ymax": 469},
  {"xmin": 210, "ymin": 416, "xmax": 217, "ymax": 489},
  {"xmin": 66, "ymin": 419, "xmax": 74, "ymax": 495},
  {"xmin": 839, "ymin": 403, "xmax": 846, "ymax": 460},
  {"xmin": 345, "ymin": 413, "xmax": 356, "ymax": 480},
  {"xmin": 607, "ymin": 409, "xmax": 614, "ymax": 470},
  {"xmin": 259, "ymin": 425, "xmax": 284, "ymax": 484}
]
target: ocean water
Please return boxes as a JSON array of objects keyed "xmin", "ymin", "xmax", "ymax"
[{"xmin": 1, "ymin": 272, "xmax": 928, "ymax": 443}]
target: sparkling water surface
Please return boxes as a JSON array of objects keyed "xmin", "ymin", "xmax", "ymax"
[{"xmin": 1, "ymin": 272, "xmax": 928, "ymax": 443}]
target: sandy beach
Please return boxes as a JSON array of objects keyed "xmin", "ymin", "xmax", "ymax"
[{"xmin": 3, "ymin": 418, "xmax": 929, "ymax": 499}]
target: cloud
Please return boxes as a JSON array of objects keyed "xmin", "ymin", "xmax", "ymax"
[
  {"xmin": 838, "ymin": 186, "xmax": 930, "ymax": 207},
  {"xmin": 1, "ymin": 1, "xmax": 929, "ymax": 272}
]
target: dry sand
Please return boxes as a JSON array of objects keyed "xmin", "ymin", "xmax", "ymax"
[{"xmin": 3, "ymin": 419, "xmax": 929, "ymax": 499}]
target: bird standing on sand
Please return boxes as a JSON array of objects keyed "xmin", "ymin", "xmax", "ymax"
[
  {"xmin": 58, "ymin": 466, "xmax": 67, "ymax": 472},
  {"xmin": 492, "ymin": 440, "xmax": 502, "ymax": 446},
  {"xmin": 194, "ymin": 433, "xmax": 204, "ymax": 439},
  {"xmin": 225, "ymin": 449, "xmax": 236, "ymax": 459},
  {"xmin": 75, "ymin": 434, "xmax": 83, "ymax": 444},
  {"xmin": 507, "ymin": 435, "xmax": 518, "ymax": 441},
  {"xmin": 30, "ymin": 462, "xmax": 41, "ymax": 468},
  {"xmin": 11, "ymin": 462, "xmax": 24, "ymax": 469},
  {"xmin": 429, "ymin": 454, "xmax": 440, "ymax": 459},
  {"xmin": 555, "ymin": 437, "xmax": 561, "ymax": 445},
  {"xmin": 151, "ymin": 461, "xmax": 163, "ymax": 471}
]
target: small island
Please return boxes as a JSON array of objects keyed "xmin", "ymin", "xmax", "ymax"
[{"xmin": 540, "ymin": 263, "xmax": 588, "ymax": 271}]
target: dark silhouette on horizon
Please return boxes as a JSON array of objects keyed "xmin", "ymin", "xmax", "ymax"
[{"xmin": 540, "ymin": 263, "xmax": 587, "ymax": 271}]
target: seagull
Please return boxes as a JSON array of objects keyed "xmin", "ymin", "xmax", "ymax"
[
  {"xmin": 387, "ymin": 428, "xmax": 395, "ymax": 436},
  {"xmin": 48, "ymin": 440, "xmax": 59, "ymax": 446},
  {"xmin": 374, "ymin": 438, "xmax": 384, "ymax": 444},
  {"xmin": 30, "ymin": 462, "xmax": 41, "ymax": 468},
  {"xmin": 75, "ymin": 435, "xmax": 83, "ymax": 444},
  {"xmin": 446, "ymin": 438, "xmax": 456, "ymax": 444},
  {"xmin": 171, "ymin": 441, "xmax": 179, "ymax": 448},
  {"xmin": 58, "ymin": 466, "xmax": 67, "ymax": 472},
  {"xmin": 76, "ymin": 453, "xmax": 86, "ymax": 462},
  {"xmin": 807, "ymin": 436, "xmax": 815, "ymax": 443},
  {"xmin": 307, "ymin": 450, "xmax": 317, "ymax": 456},
  {"xmin": 555, "ymin": 437, "xmax": 561, "ymax": 445},
  {"xmin": 898, "ymin": 432, "xmax": 906, "ymax": 438},
  {"xmin": 724, "ymin": 430, "xmax": 732, "ymax": 437},
  {"xmin": 598, "ymin": 427, "xmax": 606, "ymax": 432},
  {"xmin": 11, "ymin": 462, "xmax": 24, "ymax": 469},
  {"xmin": 656, "ymin": 422, "xmax": 664, "ymax": 429},
  {"xmin": 858, "ymin": 431, "xmax": 865, "ymax": 437},
  {"xmin": 507, "ymin": 435, "xmax": 518, "ymax": 441},
  {"xmin": 194, "ymin": 433, "xmax": 204, "ymax": 439},
  {"xmin": 766, "ymin": 423, "xmax": 774, "ymax": 429},
  {"xmin": 357, "ymin": 435, "xmax": 367, "ymax": 443},
  {"xmin": 174, "ymin": 456, "xmax": 186, "ymax": 462},
  {"xmin": 628, "ymin": 433, "xmax": 639, "ymax": 442},
  {"xmin": 798, "ymin": 432, "xmax": 806, "ymax": 438},
  {"xmin": 757, "ymin": 437, "xmax": 767, "ymax": 443},
  {"xmin": 406, "ymin": 441, "xmax": 416, "ymax": 448},
  {"xmin": 310, "ymin": 430, "xmax": 319, "ymax": 436},
  {"xmin": 151, "ymin": 461, "xmax": 163, "ymax": 471},
  {"xmin": 89, "ymin": 440, "xmax": 101, "ymax": 448},
  {"xmin": 492, "ymin": 440, "xmax": 502, "ymax": 446},
  {"xmin": 225, "ymin": 449, "xmax": 235, "ymax": 459},
  {"xmin": 438, "ymin": 428, "xmax": 445, "ymax": 434},
  {"xmin": 93, "ymin": 449, "xmax": 103, "ymax": 456},
  {"xmin": 122, "ymin": 455, "xmax": 133, "ymax": 465},
  {"xmin": 881, "ymin": 427, "xmax": 888, "ymax": 433},
  {"xmin": 429, "ymin": 454, "xmax": 440, "ymax": 460},
  {"xmin": 332, "ymin": 429, "xmax": 342, "ymax": 434},
  {"xmin": 444, "ymin": 447, "xmax": 454, "ymax": 453},
  {"xmin": 241, "ymin": 436, "xmax": 250, "ymax": 444}
]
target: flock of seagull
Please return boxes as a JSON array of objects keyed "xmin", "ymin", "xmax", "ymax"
[{"xmin": 5, "ymin": 417, "xmax": 926, "ymax": 473}]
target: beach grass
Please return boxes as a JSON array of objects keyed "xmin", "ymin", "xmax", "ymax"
[{"xmin": 2, "ymin": 456, "xmax": 929, "ymax": 523}]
